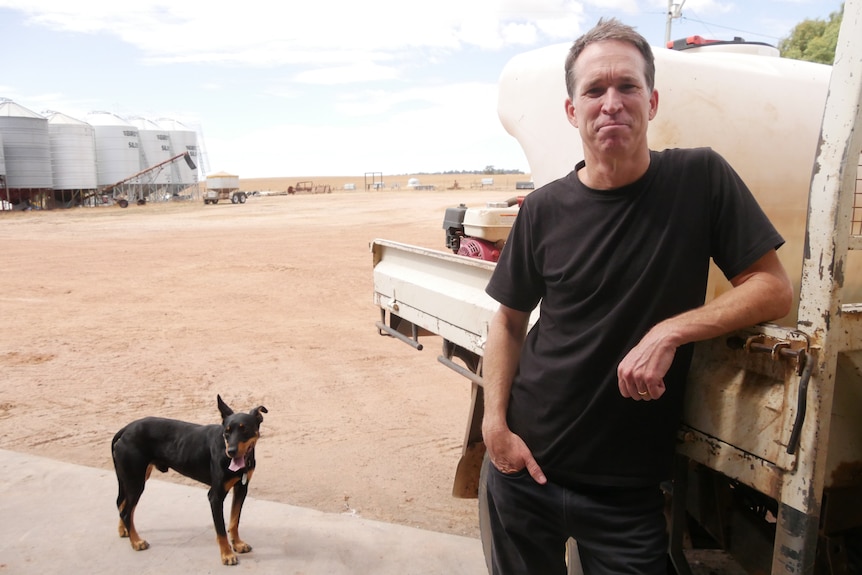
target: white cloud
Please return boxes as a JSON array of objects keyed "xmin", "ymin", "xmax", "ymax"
[
  {"xmin": 585, "ymin": 0, "xmax": 639, "ymax": 13},
  {"xmin": 644, "ymin": 0, "xmax": 736, "ymax": 15},
  {"xmin": 500, "ymin": 22, "xmax": 541, "ymax": 45},
  {"xmin": 294, "ymin": 63, "xmax": 400, "ymax": 86},
  {"xmin": 209, "ymin": 80, "xmax": 521, "ymax": 176},
  {"xmin": 3, "ymin": 0, "xmax": 588, "ymax": 68}
]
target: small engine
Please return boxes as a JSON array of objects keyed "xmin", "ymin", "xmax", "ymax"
[
  {"xmin": 443, "ymin": 198, "xmax": 523, "ymax": 262},
  {"xmin": 456, "ymin": 237, "xmax": 502, "ymax": 261}
]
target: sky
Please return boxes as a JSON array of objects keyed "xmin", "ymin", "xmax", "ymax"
[{"xmin": 0, "ymin": 0, "xmax": 842, "ymax": 178}]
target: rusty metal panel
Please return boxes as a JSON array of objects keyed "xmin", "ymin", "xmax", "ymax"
[{"xmin": 682, "ymin": 329, "xmax": 805, "ymax": 470}]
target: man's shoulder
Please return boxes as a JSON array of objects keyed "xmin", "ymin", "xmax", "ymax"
[
  {"xmin": 653, "ymin": 146, "xmax": 717, "ymax": 162},
  {"xmin": 651, "ymin": 147, "xmax": 731, "ymax": 177},
  {"xmin": 528, "ymin": 170, "xmax": 579, "ymax": 200}
]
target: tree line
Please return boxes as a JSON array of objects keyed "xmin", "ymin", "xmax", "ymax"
[{"xmin": 779, "ymin": 3, "xmax": 843, "ymax": 64}]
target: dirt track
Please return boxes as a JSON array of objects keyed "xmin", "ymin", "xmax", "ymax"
[{"xmin": 0, "ymin": 188, "xmax": 510, "ymax": 538}]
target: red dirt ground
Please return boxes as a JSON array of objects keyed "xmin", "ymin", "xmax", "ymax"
[{"xmin": 0, "ymin": 188, "xmax": 508, "ymax": 538}]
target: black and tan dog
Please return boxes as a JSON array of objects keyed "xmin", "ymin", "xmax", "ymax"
[{"xmin": 111, "ymin": 395, "xmax": 268, "ymax": 565}]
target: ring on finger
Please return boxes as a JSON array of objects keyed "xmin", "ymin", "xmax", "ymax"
[{"xmin": 638, "ymin": 390, "xmax": 649, "ymax": 396}]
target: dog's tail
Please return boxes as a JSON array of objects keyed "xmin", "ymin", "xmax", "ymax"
[
  {"xmin": 111, "ymin": 427, "xmax": 127, "ymax": 511},
  {"xmin": 111, "ymin": 425, "xmax": 128, "ymax": 469},
  {"xmin": 111, "ymin": 427, "xmax": 123, "ymax": 454}
]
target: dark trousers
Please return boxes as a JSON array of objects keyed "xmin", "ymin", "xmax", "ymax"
[{"xmin": 484, "ymin": 459, "xmax": 667, "ymax": 575}]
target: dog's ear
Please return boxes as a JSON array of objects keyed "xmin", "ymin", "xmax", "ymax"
[
  {"xmin": 251, "ymin": 405, "xmax": 268, "ymax": 423},
  {"xmin": 217, "ymin": 395, "xmax": 234, "ymax": 419}
]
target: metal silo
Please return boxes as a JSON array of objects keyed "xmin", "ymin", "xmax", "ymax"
[
  {"xmin": 0, "ymin": 100, "xmax": 53, "ymax": 207},
  {"xmin": 155, "ymin": 118, "xmax": 200, "ymax": 185},
  {"xmin": 0, "ymin": 131, "xmax": 7, "ymax": 210},
  {"xmin": 128, "ymin": 116, "xmax": 173, "ymax": 185},
  {"xmin": 0, "ymin": 131, "xmax": 5, "ymax": 177},
  {"xmin": 45, "ymin": 111, "xmax": 98, "ymax": 195},
  {"xmin": 85, "ymin": 111, "xmax": 142, "ymax": 188}
]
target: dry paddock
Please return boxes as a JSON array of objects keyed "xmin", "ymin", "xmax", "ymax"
[{"xmin": 0, "ymin": 187, "xmax": 516, "ymax": 538}]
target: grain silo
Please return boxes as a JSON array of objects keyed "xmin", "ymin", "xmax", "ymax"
[
  {"xmin": 0, "ymin": 131, "xmax": 7, "ymax": 210},
  {"xmin": 155, "ymin": 118, "xmax": 200, "ymax": 185},
  {"xmin": 0, "ymin": 100, "xmax": 53, "ymax": 208},
  {"xmin": 85, "ymin": 111, "xmax": 142, "ymax": 194},
  {"xmin": 45, "ymin": 111, "xmax": 98, "ymax": 206},
  {"xmin": 128, "ymin": 116, "xmax": 173, "ymax": 186}
]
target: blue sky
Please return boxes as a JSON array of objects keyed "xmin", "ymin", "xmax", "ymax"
[{"xmin": 0, "ymin": 1, "xmax": 841, "ymax": 178}]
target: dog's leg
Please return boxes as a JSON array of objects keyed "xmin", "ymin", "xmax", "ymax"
[
  {"xmin": 114, "ymin": 433, "xmax": 131, "ymax": 538},
  {"xmin": 116, "ymin": 476, "xmax": 129, "ymax": 538},
  {"xmin": 228, "ymin": 472, "xmax": 254, "ymax": 553},
  {"xmin": 209, "ymin": 484, "xmax": 236, "ymax": 565},
  {"xmin": 116, "ymin": 455, "xmax": 152, "ymax": 551},
  {"xmin": 126, "ymin": 506, "xmax": 150, "ymax": 551},
  {"xmin": 117, "ymin": 502, "xmax": 129, "ymax": 537}
]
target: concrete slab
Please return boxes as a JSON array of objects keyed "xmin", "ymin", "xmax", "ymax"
[{"xmin": 0, "ymin": 449, "xmax": 487, "ymax": 574}]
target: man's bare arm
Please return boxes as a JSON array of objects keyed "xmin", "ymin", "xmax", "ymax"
[
  {"xmin": 481, "ymin": 304, "xmax": 547, "ymax": 483},
  {"xmin": 618, "ymin": 249, "xmax": 793, "ymax": 400}
]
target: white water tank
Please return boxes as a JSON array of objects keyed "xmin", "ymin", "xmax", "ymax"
[
  {"xmin": 86, "ymin": 111, "xmax": 142, "ymax": 187},
  {"xmin": 0, "ymin": 100, "xmax": 53, "ymax": 189},
  {"xmin": 156, "ymin": 118, "xmax": 199, "ymax": 184},
  {"xmin": 128, "ymin": 117, "xmax": 173, "ymax": 184},
  {"xmin": 45, "ymin": 111, "xmax": 98, "ymax": 190},
  {"xmin": 497, "ymin": 42, "xmax": 840, "ymax": 320}
]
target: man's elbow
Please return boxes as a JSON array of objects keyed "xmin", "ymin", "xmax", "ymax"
[
  {"xmin": 491, "ymin": 304, "xmax": 531, "ymax": 340},
  {"xmin": 762, "ymin": 273, "xmax": 794, "ymax": 322},
  {"xmin": 741, "ymin": 251, "xmax": 794, "ymax": 322},
  {"xmin": 772, "ymin": 278, "xmax": 794, "ymax": 320}
]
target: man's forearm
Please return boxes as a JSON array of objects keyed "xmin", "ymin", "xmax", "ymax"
[
  {"xmin": 656, "ymin": 251, "xmax": 793, "ymax": 349},
  {"xmin": 482, "ymin": 306, "xmax": 530, "ymax": 432},
  {"xmin": 617, "ymin": 250, "xmax": 792, "ymax": 399}
]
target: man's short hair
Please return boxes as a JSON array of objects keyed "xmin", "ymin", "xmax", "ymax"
[{"xmin": 564, "ymin": 17, "xmax": 656, "ymax": 97}]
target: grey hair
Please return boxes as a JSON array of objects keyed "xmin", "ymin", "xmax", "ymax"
[{"xmin": 564, "ymin": 17, "xmax": 656, "ymax": 97}]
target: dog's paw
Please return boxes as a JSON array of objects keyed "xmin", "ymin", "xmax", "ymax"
[
  {"xmin": 118, "ymin": 523, "xmax": 129, "ymax": 538},
  {"xmin": 131, "ymin": 538, "xmax": 150, "ymax": 551},
  {"xmin": 221, "ymin": 551, "xmax": 239, "ymax": 566},
  {"xmin": 232, "ymin": 540, "xmax": 252, "ymax": 554}
]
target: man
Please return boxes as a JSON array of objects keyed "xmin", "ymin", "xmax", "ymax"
[{"xmin": 481, "ymin": 18, "xmax": 793, "ymax": 575}]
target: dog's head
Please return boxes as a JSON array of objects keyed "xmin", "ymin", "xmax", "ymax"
[{"xmin": 217, "ymin": 395, "xmax": 268, "ymax": 471}]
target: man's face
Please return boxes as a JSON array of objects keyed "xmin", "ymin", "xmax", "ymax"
[{"xmin": 566, "ymin": 40, "xmax": 658, "ymax": 160}]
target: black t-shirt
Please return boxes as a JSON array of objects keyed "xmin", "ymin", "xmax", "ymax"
[{"xmin": 485, "ymin": 147, "xmax": 784, "ymax": 487}]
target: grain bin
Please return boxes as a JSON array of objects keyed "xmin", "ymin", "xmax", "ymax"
[
  {"xmin": 85, "ymin": 111, "xmax": 142, "ymax": 187},
  {"xmin": 45, "ymin": 111, "xmax": 98, "ymax": 191},
  {"xmin": 0, "ymin": 131, "xmax": 6, "ymax": 209},
  {"xmin": 155, "ymin": 118, "xmax": 199, "ymax": 185},
  {"xmin": 0, "ymin": 131, "xmax": 5, "ymax": 176},
  {"xmin": 0, "ymin": 100, "xmax": 53, "ymax": 191},
  {"xmin": 128, "ymin": 116, "xmax": 173, "ymax": 185}
]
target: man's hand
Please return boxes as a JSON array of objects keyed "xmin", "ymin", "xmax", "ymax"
[
  {"xmin": 617, "ymin": 251, "xmax": 793, "ymax": 402},
  {"xmin": 616, "ymin": 326, "xmax": 676, "ymax": 401},
  {"xmin": 483, "ymin": 427, "xmax": 547, "ymax": 484}
]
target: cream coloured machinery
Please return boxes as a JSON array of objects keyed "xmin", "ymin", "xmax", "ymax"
[{"xmin": 372, "ymin": 3, "xmax": 862, "ymax": 572}]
